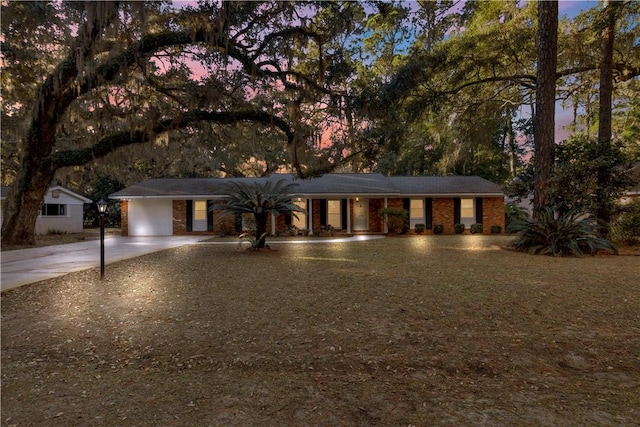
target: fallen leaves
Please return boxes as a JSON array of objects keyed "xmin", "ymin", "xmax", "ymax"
[{"xmin": 2, "ymin": 236, "xmax": 640, "ymax": 425}]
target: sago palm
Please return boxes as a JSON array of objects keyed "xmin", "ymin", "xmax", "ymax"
[
  {"xmin": 509, "ymin": 207, "xmax": 617, "ymax": 256},
  {"xmin": 213, "ymin": 179, "xmax": 306, "ymax": 248}
]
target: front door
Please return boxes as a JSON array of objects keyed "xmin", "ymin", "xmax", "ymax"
[{"xmin": 353, "ymin": 198, "xmax": 369, "ymax": 231}]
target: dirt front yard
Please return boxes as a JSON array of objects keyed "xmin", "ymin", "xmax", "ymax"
[{"xmin": 2, "ymin": 236, "xmax": 639, "ymax": 426}]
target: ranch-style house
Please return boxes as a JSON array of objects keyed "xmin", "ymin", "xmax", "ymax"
[{"xmin": 110, "ymin": 174, "xmax": 505, "ymax": 236}]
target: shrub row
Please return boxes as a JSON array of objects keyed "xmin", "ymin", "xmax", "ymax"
[{"xmin": 415, "ymin": 224, "xmax": 502, "ymax": 234}]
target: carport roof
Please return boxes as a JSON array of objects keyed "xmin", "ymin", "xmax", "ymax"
[{"xmin": 109, "ymin": 173, "xmax": 503, "ymax": 199}]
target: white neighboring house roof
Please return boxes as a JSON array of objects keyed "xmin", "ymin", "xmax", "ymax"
[{"xmin": 1, "ymin": 185, "xmax": 92, "ymax": 204}]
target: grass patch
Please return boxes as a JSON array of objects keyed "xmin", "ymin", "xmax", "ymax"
[{"xmin": 2, "ymin": 236, "xmax": 639, "ymax": 425}]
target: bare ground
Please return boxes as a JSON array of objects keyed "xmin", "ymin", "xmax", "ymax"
[{"xmin": 2, "ymin": 236, "xmax": 639, "ymax": 426}]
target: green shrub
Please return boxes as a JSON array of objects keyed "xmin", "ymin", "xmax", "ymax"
[
  {"xmin": 611, "ymin": 199, "xmax": 640, "ymax": 245},
  {"xmin": 509, "ymin": 207, "xmax": 617, "ymax": 256},
  {"xmin": 414, "ymin": 224, "xmax": 425, "ymax": 234},
  {"xmin": 505, "ymin": 201, "xmax": 530, "ymax": 233},
  {"xmin": 378, "ymin": 207, "xmax": 408, "ymax": 234},
  {"xmin": 490, "ymin": 225, "xmax": 502, "ymax": 234},
  {"xmin": 433, "ymin": 224, "xmax": 444, "ymax": 234},
  {"xmin": 313, "ymin": 225, "xmax": 334, "ymax": 237},
  {"xmin": 470, "ymin": 223, "xmax": 483, "ymax": 234},
  {"xmin": 454, "ymin": 223, "xmax": 465, "ymax": 234},
  {"xmin": 47, "ymin": 229, "xmax": 67, "ymax": 235}
]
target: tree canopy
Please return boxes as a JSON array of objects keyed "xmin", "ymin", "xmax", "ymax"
[{"xmin": 1, "ymin": 0, "xmax": 639, "ymax": 244}]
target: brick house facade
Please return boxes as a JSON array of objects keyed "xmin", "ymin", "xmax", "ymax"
[{"xmin": 113, "ymin": 174, "xmax": 506, "ymax": 236}]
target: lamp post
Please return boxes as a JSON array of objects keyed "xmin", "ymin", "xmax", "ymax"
[{"xmin": 97, "ymin": 198, "xmax": 108, "ymax": 280}]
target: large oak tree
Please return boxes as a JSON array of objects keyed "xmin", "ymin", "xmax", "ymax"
[{"xmin": 1, "ymin": 1, "xmax": 362, "ymax": 245}]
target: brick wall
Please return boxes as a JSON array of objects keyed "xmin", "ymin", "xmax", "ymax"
[
  {"xmin": 432, "ymin": 198, "xmax": 455, "ymax": 234},
  {"xmin": 120, "ymin": 200, "xmax": 129, "ymax": 236},
  {"xmin": 128, "ymin": 196, "xmax": 504, "ymax": 236},
  {"xmin": 386, "ymin": 198, "xmax": 403, "ymax": 209},
  {"xmin": 483, "ymin": 197, "xmax": 505, "ymax": 234},
  {"xmin": 311, "ymin": 199, "xmax": 322, "ymax": 230},
  {"xmin": 369, "ymin": 198, "xmax": 385, "ymax": 232},
  {"xmin": 173, "ymin": 200, "xmax": 187, "ymax": 235}
]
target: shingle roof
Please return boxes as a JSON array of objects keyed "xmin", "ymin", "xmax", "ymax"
[
  {"xmin": 109, "ymin": 174, "xmax": 503, "ymax": 199},
  {"xmin": 386, "ymin": 176, "xmax": 503, "ymax": 195},
  {"xmin": 1, "ymin": 185, "xmax": 92, "ymax": 202}
]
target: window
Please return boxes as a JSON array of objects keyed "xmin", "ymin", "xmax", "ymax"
[
  {"xmin": 193, "ymin": 201, "xmax": 207, "ymax": 221},
  {"xmin": 460, "ymin": 198, "xmax": 474, "ymax": 227},
  {"xmin": 410, "ymin": 199, "xmax": 424, "ymax": 228},
  {"xmin": 327, "ymin": 200, "xmax": 341, "ymax": 229},
  {"xmin": 461, "ymin": 199, "xmax": 474, "ymax": 218},
  {"xmin": 41, "ymin": 204, "xmax": 66, "ymax": 216}
]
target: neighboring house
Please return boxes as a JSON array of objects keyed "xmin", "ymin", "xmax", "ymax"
[
  {"xmin": 0, "ymin": 185, "xmax": 91, "ymax": 234},
  {"xmin": 620, "ymin": 162, "xmax": 640, "ymax": 205},
  {"xmin": 110, "ymin": 174, "xmax": 505, "ymax": 236}
]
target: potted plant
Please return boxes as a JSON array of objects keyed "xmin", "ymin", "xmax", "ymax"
[
  {"xmin": 414, "ymin": 224, "xmax": 426, "ymax": 234},
  {"xmin": 434, "ymin": 224, "xmax": 444, "ymax": 234},
  {"xmin": 454, "ymin": 223, "xmax": 465, "ymax": 234},
  {"xmin": 490, "ymin": 225, "xmax": 502, "ymax": 234}
]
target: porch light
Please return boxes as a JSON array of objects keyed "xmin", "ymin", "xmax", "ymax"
[{"xmin": 355, "ymin": 197, "xmax": 359, "ymax": 202}]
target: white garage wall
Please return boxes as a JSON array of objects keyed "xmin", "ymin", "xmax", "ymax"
[{"xmin": 128, "ymin": 199, "xmax": 173, "ymax": 236}]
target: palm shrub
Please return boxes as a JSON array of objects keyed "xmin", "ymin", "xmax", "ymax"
[
  {"xmin": 509, "ymin": 207, "xmax": 617, "ymax": 256},
  {"xmin": 213, "ymin": 179, "xmax": 306, "ymax": 248}
]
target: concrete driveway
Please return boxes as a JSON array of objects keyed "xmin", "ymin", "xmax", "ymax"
[{"xmin": 1, "ymin": 236, "xmax": 210, "ymax": 291}]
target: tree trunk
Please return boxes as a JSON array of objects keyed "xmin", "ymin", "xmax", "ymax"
[
  {"xmin": 255, "ymin": 213, "xmax": 269, "ymax": 248},
  {"xmin": 533, "ymin": 0, "xmax": 558, "ymax": 215},
  {"xmin": 596, "ymin": 0, "xmax": 616, "ymax": 236},
  {"xmin": 1, "ymin": 172, "xmax": 54, "ymax": 245},
  {"xmin": 1, "ymin": 111, "xmax": 59, "ymax": 244},
  {"xmin": 1, "ymin": 2, "xmax": 119, "ymax": 245}
]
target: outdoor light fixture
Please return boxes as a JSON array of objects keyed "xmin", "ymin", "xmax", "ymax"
[
  {"xmin": 97, "ymin": 198, "xmax": 108, "ymax": 279},
  {"xmin": 97, "ymin": 198, "xmax": 108, "ymax": 214},
  {"xmin": 355, "ymin": 197, "xmax": 359, "ymax": 202}
]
